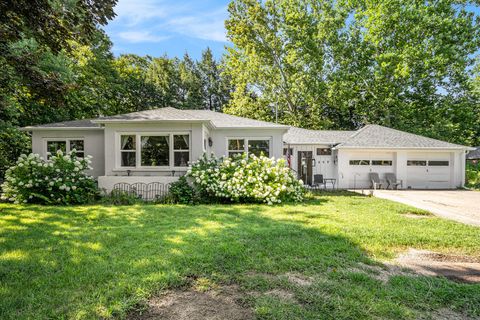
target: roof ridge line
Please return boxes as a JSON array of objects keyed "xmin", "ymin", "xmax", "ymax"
[{"xmin": 335, "ymin": 124, "xmax": 369, "ymax": 146}]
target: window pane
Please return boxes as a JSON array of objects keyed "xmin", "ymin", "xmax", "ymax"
[
  {"xmin": 47, "ymin": 141, "xmax": 66, "ymax": 155},
  {"xmin": 174, "ymin": 151, "xmax": 189, "ymax": 167},
  {"xmin": 76, "ymin": 152, "xmax": 85, "ymax": 159},
  {"xmin": 248, "ymin": 140, "xmax": 270, "ymax": 157},
  {"xmin": 283, "ymin": 148, "xmax": 293, "ymax": 156},
  {"xmin": 349, "ymin": 160, "xmax": 370, "ymax": 165},
  {"xmin": 407, "ymin": 160, "xmax": 427, "ymax": 166},
  {"xmin": 121, "ymin": 135, "xmax": 136, "ymax": 150},
  {"xmin": 174, "ymin": 135, "xmax": 189, "ymax": 150},
  {"xmin": 429, "ymin": 160, "xmax": 449, "ymax": 166},
  {"xmin": 372, "ymin": 160, "xmax": 392, "ymax": 166},
  {"xmin": 228, "ymin": 139, "xmax": 244, "ymax": 151},
  {"xmin": 141, "ymin": 136, "xmax": 169, "ymax": 166},
  {"xmin": 316, "ymin": 148, "xmax": 331, "ymax": 155},
  {"xmin": 69, "ymin": 140, "xmax": 84, "ymax": 151},
  {"xmin": 121, "ymin": 152, "xmax": 136, "ymax": 167}
]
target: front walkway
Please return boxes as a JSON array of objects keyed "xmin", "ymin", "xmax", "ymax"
[{"xmin": 359, "ymin": 190, "xmax": 480, "ymax": 226}]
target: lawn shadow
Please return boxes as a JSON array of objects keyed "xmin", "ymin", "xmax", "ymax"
[{"xmin": 0, "ymin": 199, "xmax": 478, "ymax": 319}]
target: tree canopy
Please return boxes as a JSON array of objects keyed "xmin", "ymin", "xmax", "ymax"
[{"xmin": 224, "ymin": 0, "xmax": 480, "ymax": 145}]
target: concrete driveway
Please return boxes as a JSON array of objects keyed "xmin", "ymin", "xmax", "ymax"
[{"xmin": 371, "ymin": 190, "xmax": 480, "ymax": 226}]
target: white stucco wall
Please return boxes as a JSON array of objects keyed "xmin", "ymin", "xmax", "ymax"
[{"xmin": 31, "ymin": 129, "xmax": 105, "ymax": 177}]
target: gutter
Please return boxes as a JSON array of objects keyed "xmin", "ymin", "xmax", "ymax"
[
  {"xmin": 332, "ymin": 146, "xmax": 474, "ymax": 151},
  {"xmin": 20, "ymin": 126, "xmax": 104, "ymax": 131}
]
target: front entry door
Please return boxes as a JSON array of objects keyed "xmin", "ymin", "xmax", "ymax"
[{"xmin": 298, "ymin": 151, "xmax": 313, "ymax": 185}]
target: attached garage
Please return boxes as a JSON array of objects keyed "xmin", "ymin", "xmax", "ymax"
[
  {"xmin": 343, "ymin": 151, "xmax": 395, "ymax": 189},
  {"xmin": 406, "ymin": 152, "xmax": 452, "ymax": 189},
  {"xmin": 282, "ymin": 124, "xmax": 472, "ymax": 190}
]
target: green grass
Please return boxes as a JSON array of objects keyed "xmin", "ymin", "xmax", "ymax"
[{"xmin": 0, "ymin": 192, "xmax": 479, "ymax": 319}]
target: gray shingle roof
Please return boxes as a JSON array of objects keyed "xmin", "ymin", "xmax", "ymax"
[
  {"xmin": 94, "ymin": 107, "xmax": 288, "ymax": 129},
  {"xmin": 336, "ymin": 124, "xmax": 468, "ymax": 149},
  {"xmin": 467, "ymin": 147, "xmax": 480, "ymax": 160},
  {"xmin": 283, "ymin": 127, "xmax": 355, "ymax": 144},
  {"xmin": 23, "ymin": 119, "xmax": 101, "ymax": 129}
]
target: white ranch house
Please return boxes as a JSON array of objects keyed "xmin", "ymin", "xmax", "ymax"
[{"xmin": 23, "ymin": 107, "xmax": 472, "ymax": 191}]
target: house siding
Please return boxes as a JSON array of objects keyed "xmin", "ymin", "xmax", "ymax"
[{"xmin": 31, "ymin": 129, "xmax": 105, "ymax": 177}]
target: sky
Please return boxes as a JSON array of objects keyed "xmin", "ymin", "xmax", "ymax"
[
  {"xmin": 103, "ymin": 0, "xmax": 231, "ymax": 60},
  {"xmin": 103, "ymin": 1, "xmax": 480, "ymax": 60}
]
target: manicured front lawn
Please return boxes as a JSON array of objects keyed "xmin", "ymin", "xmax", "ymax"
[{"xmin": 0, "ymin": 192, "xmax": 479, "ymax": 319}]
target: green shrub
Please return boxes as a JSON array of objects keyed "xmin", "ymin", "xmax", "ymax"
[
  {"xmin": 0, "ymin": 151, "xmax": 98, "ymax": 205},
  {"xmin": 187, "ymin": 153, "xmax": 305, "ymax": 204},
  {"xmin": 168, "ymin": 176, "xmax": 198, "ymax": 204},
  {"xmin": 466, "ymin": 162, "xmax": 480, "ymax": 189}
]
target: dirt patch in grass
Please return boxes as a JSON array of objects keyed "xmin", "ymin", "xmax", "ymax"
[
  {"xmin": 284, "ymin": 272, "xmax": 314, "ymax": 286},
  {"xmin": 429, "ymin": 308, "xmax": 471, "ymax": 320},
  {"xmin": 128, "ymin": 285, "xmax": 253, "ymax": 320},
  {"xmin": 348, "ymin": 263, "xmax": 415, "ymax": 283},
  {"xmin": 395, "ymin": 249, "xmax": 480, "ymax": 283},
  {"xmin": 244, "ymin": 271, "xmax": 313, "ymax": 287},
  {"xmin": 265, "ymin": 289, "xmax": 297, "ymax": 303}
]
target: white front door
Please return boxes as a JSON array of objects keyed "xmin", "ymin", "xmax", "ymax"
[{"xmin": 406, "ymin": 153, "xmax": 451, "ymax": 189}]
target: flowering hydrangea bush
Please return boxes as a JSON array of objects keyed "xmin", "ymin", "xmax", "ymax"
[
  {"xmin": 187, "ymin": 154, "xmax": 304, "ymax": 204},
  {"xmin": 1, "ymin": 151, "xmax": 98, "ymax": 205}
]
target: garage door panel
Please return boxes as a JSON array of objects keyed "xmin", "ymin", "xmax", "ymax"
[
  {"xmin": 406, "ymin": 153, "xmax": 451, "ymax": 189},
  {"xmin": 346, "ymin": 152, "xmax": 394, "ymax": 188}
]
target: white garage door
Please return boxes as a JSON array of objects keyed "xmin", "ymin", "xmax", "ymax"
[
  {"xmin": 406, "ymin": 153, "xmax": 451, "ymax": 189},
  {"xmin": 347, "ymin": 152, "xmax": 394, "ymax": 188}
]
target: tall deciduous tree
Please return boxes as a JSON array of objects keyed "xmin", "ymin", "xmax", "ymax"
[{"xmin": 224, "ymin": 0, "xmax": 480, "ymax": 145}]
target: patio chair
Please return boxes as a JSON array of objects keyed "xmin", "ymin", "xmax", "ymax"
[
  {"xmin": 369, "ymin": 172, "xmax": 383, "ymax": 190},
  {"xmin": 313, "ymin": 174, "xmax": 327, "ymax": 189},
  {"xmin": 385, "ymin": 173, "xmax": 403, "ymax": 190}
]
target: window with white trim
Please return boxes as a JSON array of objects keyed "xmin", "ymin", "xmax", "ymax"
[
  {"xmin": 141, "ymin": 135, "xmax": 169, "ymax": 166},
  {"xmin": 46, "ymin": 138, "xmax": 84, "ymax": 159},
  {"xmin": 173, "ymin": 134, "xmax": 189, "ymax": 167},
  {"xmin": 120, "ymin": 135, "xmax": 136, "ymax": 167},
  {"xmin": 119, "ymin": 133, "xmax": 190, "ymax": 168},
  {"xmin": 228, "ymin": 139, "xmax": 245, "ymax": 157},
  {"xmin": 227, "ymin": 138, "xmax": 270, "ymax": 157},
  {"xmin": 248, "ymin": 140, "xmax": 270, "ymax": 157}
]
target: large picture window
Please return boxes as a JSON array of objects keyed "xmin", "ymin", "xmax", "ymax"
[
  {"xmin": 46, "ymin": 138, "xmax": 84, "ymax": 159},
  {"xmin": 227, "ymin": 138, "xmax": 270, "ymax": 158},
  {"xmin": 118, "ymin": 133, "xmax": 190, "ymax": 168},
  {"xmin": 141, "ymin": 136, "xmax": 169, "ymax": 166}
]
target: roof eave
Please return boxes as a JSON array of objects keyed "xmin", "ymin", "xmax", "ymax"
[
  {"xmin": 214, "ymin": 125, "xmax": 289, "ymax": 130},
  {"xmin": 334, "ymin": 146, "xmax": 471, "ymax": 150},
  {"xmin": 92, "ymin": 119, "xmax": 210, "ymax": 124},
  {"xmin": 283, "ymin": 141, "xmax": 342, "ymax": 145},
  {"xmin": 20, "ymin": 126, "xmax": 103, "ymax": 131}
]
